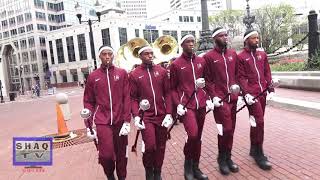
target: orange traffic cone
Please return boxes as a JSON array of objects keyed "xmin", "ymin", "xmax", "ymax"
[{"xmin": 56, "ymin": 103, "xmax": 69, "ymax": 137}]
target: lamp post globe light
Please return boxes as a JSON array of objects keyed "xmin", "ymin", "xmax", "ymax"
[
  {"xmin": 75, "ymin": 0, "xmax": 102, "ymax": 70},
  {"xmin": 15, "ymin": 65, "xmax": 24, "ymax": 95}
]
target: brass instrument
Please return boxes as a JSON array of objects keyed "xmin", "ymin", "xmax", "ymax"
[
  {"xmin": 114, "ymin": 35, "xmax": 178, "ymax": 71},
  {"xmin": 152, "ymin": 35, "xmax": 178, "ymax": 65}
]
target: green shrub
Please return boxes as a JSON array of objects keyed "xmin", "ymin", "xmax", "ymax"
[{"xmin": 271, "ymin": 62, "xmax": 305, "ymax": 71}]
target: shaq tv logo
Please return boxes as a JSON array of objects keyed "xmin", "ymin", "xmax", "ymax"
[{"xmin": 13, "ymin": 137, "xmax": 53, "ymax": 166}]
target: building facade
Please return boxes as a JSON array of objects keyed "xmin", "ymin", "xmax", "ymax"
[
  {"xmin": 118, "ymin": 0, "xmax": 147, "ymax": 19},
  {"xmin": 0, "ymin": 0, "xmax": 99, "ymax": 96},
  {"xmin": 170, "ymin": 0, "xmax": 229, "ymax": 11},
  {"xmin": 45, "ymin": 9, "xmax": 203, "ymax": 86}
]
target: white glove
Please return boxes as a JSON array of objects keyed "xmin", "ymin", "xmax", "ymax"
[
  {"xmin": 195, "ymin": 78, "xmax": 205, "ymax": 89},
  {"xmin": 177, "ymin": 104, "xmax": 187, "ymax": 116},
  {"xmin": 161, "ymin": 114, "xmax": 173, "ymax": 128},
  {"xmin": 216, "ymin": 124, "xmax": 223, "ymax": 136},
  {"xmin": 212, "ymin": 96, "xmax": 223, "ymax": 107},
  {"xmin": 206, "ymin": 100, "xmax": 215, "ymax": 111},
  {"xmin": 237, "ymin": 96, "xmax": 245, "ymax": 107},
  {"xmin": 86, "ymin": 128, "xmax": 97, "ymax": 140},
  {"xmin": 119, "ymin": 122, "xmax": 130, "ymax": 136},
  {"xmin": 245, "ymin": 94, "xmax": 256, "ymax": 105},
  {"xmin": 249, "ymin": 115, "xmax": 256, "ymax": 127},
  {"xmin": 266, "ymin": 92, "xmax": 275, "ymax": 101},
  {"xmin": 134, "ymin": 116, "xmax": 145, "ymax": 130}
]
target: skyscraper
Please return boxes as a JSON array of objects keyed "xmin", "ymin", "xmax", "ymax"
[
  {"xmin": 0, "ymin": 0, "xmax": 97, "ymax": 96},
  {"xmin": 170, "ymin": 0, "xmax": 229, "ymax": 11},
  {"xmin": 118, "ymin": 0, "xmax": 147, "ymax": 19}
]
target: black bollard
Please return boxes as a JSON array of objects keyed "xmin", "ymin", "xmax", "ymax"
[{"xmin": 308, "ymin": 10, "xmax": 320, "ymax": 67}]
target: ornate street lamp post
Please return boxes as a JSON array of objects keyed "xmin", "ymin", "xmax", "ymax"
[
  {"xmin": 243, "ymin": 0, "xmax": 255, "ymax": 31},
  {"xmin": 197, "ymin": 0, "xmax": 214, "ymax": 54},
  {"xmin": 75, "ymin": 0, "xmax": 102, "ymax": 70}
]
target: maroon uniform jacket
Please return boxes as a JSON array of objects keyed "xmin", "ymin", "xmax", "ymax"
[
  {"xmin": 169, "ymin": 52, "xmax": 208, "ymax": 110},
  {"xmin": 237, "ymin": 48, "xmax": 274, "ymax": 96},
  {"xmin": 83, "ymin": 65, "xmax": 131, "ymax": 127},
  {"xmin": 129, "ymin": 64, "xmax": 172, "ymax": 124},
  {"xmin": 203, "ymin": 47, "xmax": 239, "ymax": 103}
]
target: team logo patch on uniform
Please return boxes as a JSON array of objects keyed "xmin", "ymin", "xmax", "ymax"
[
  {"xmin": 114, "ymin": 75, "xmax": 120, "ymax": 81},
  {"xmin": 257, "ymin": 55, "xmax": 262, "ymax": 60},
  {"xmin": 197, "ymin": 63, "xmax": 202, "ymax": 69},
  {"xmin": 214, "ymin": 60, "xmax": 219, "ymax": 63},
  {"xmin": 228, "ymin": 56, "xmax": 233, "ymax": 62},
  {"xmin": 154, "ymin": 71, "xmax": 160, "ymax": 77}
]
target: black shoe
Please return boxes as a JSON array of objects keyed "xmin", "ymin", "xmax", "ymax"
[
  {"xmin": 226, "ymin": 151, "xmax": 239, "ymax": 173},
  {"xmin": 154, "ymin": 168, "xmax": 162, "ymax": 180},
  {"xmin": 217, "ymin": 151, "xmax": 230, "ymax": 175},
  {"xmin": 184, "ymin": 159, "xmax": 194, "ymax": 180},
  {"xmin": 254, "ymin": 153, "xmax": 272, "ymax": 170},
  {"xmin": 193, "ymin": 161, "xmax": 208, "ymax": 180},
  {"xmin": 253, "ymin": 146, "xmax": 272, "ymax": 170},
  {"xmin": 145, "ymin": 167, "xmax": 154, "ymax": 180}
]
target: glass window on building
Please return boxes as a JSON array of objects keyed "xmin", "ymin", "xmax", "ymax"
[
  {"xmin": 49, "ymin": 41, "xmax": 55, "ymax": 64},
  {"xmin": 25, "ymin": 12, "xmax": 32, "ymax": 21},
  {"xmin": 14, "ymin": 41, "xmax": 19, "ymax": 49},
  {"xmin": 31, "ymin": 64, "xmax": 38, "ymax": 73},
  {"xmin": 9, "ymin": 17, "xmax": 16, "ymax": 26},
  {"xmin": 26, "ymin": 24, "xmax": 33, "ymax": 32},
  {"xmin": 101, "ymin": 28, "xmax": 111, "ymax": 46},
  {"xmin": 2, "ymin": 20, "xmax": 8, "ymax": 29},
  {"xmin": 39, "ymin": 37, "xmax": 46, "ymax": 46},
  {"xmin": 56, "ymin": 39, "xmax": 65, "ymax": 63},
  {"xmin": 41, "ymin": 50, "xmax": 47, "ymax": 60},
  {"xmin": 37, "ymin": 24, "xmax": 47, "ymax": 31},
  {"xmin": 18, "ymin": 26, "xmax": 25, "ymax": 34},
  {"xmin": 118, "ymin": 28, "xmax": 127, "ymax": 46},
  {"xmin": 36, "ymin": 12, "xmax": 46, "ymax": 20},
  {"xmin": 190, "ymin": 16, "xmax": 194, "ymax": 22},
  {"xmin": 181, "ymin": 31, "xmax": 196, "ymax": 38},
  {"xmin": 28, "ymin": 37, "xmax": 35, "ymax": 48},
  {"xmin": 17, "ymin": 14, "xmax": 24, "ymax": 24},
  {"xmin": 163, "ymin": 30, "xmax": 178, "ymax": 41},
  {"xmin": 34, "ymin": 0, "xmax": 45, "ymax": 9},
  {"xmin": 10, "ymin": 29, "xmax": 17, "ymax": 36},
  {"xmin": 77, "ymin": 34, "xmax": 87, "ymax": 60},
  {"xmin": 66, "ymin": 36, "xmax": 76, "ymax": 62},
  {"xmin": 143, "ymin": 29, "xmax": 159, "ymax": 43},
  {"xmin": 197, "ymin": 16, "xmax": 201, "ymax": 22},
  {"xmin": 20, "ymin": 39, "xmax": 27, "ymax": 49},
  {"xmin": 30, "ymin": 50, "xmax": 37, "ymax": 62},
  {"xmin": 135, "ymin": 29, "xmax": 140, "ymax": 37},
  {"xmin": 24, "ymin": 64, "xmax": 30, "ymax": 74},
  {"xmin": 22, "ymin": 52, "xmax": 29, "ymax": 63},
  {"xmin": 3, "ymin": 31, "xmax": 9, "ymax": 38},
  {"xmin": 179, "ymin": 16, "xmax": 183, "ymax": 22}
]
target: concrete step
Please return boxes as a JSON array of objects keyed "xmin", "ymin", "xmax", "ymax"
[{"xmin": 268, "ymin": 96, "xmax": 320, "ymax": 117}]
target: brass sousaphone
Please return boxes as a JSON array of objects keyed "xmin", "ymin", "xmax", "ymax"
[
  {"xmin": 114, "ymin": 38, "xmax": 149, "ymax": 71},
  {"xmin": 152, "ymin": 35, "xmax": 178, "ymax": 65}
]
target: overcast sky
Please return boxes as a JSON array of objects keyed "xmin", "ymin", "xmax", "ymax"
[{"xmin": 147, "ymin": 0, "xmax": 320, "ymax": 17}]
